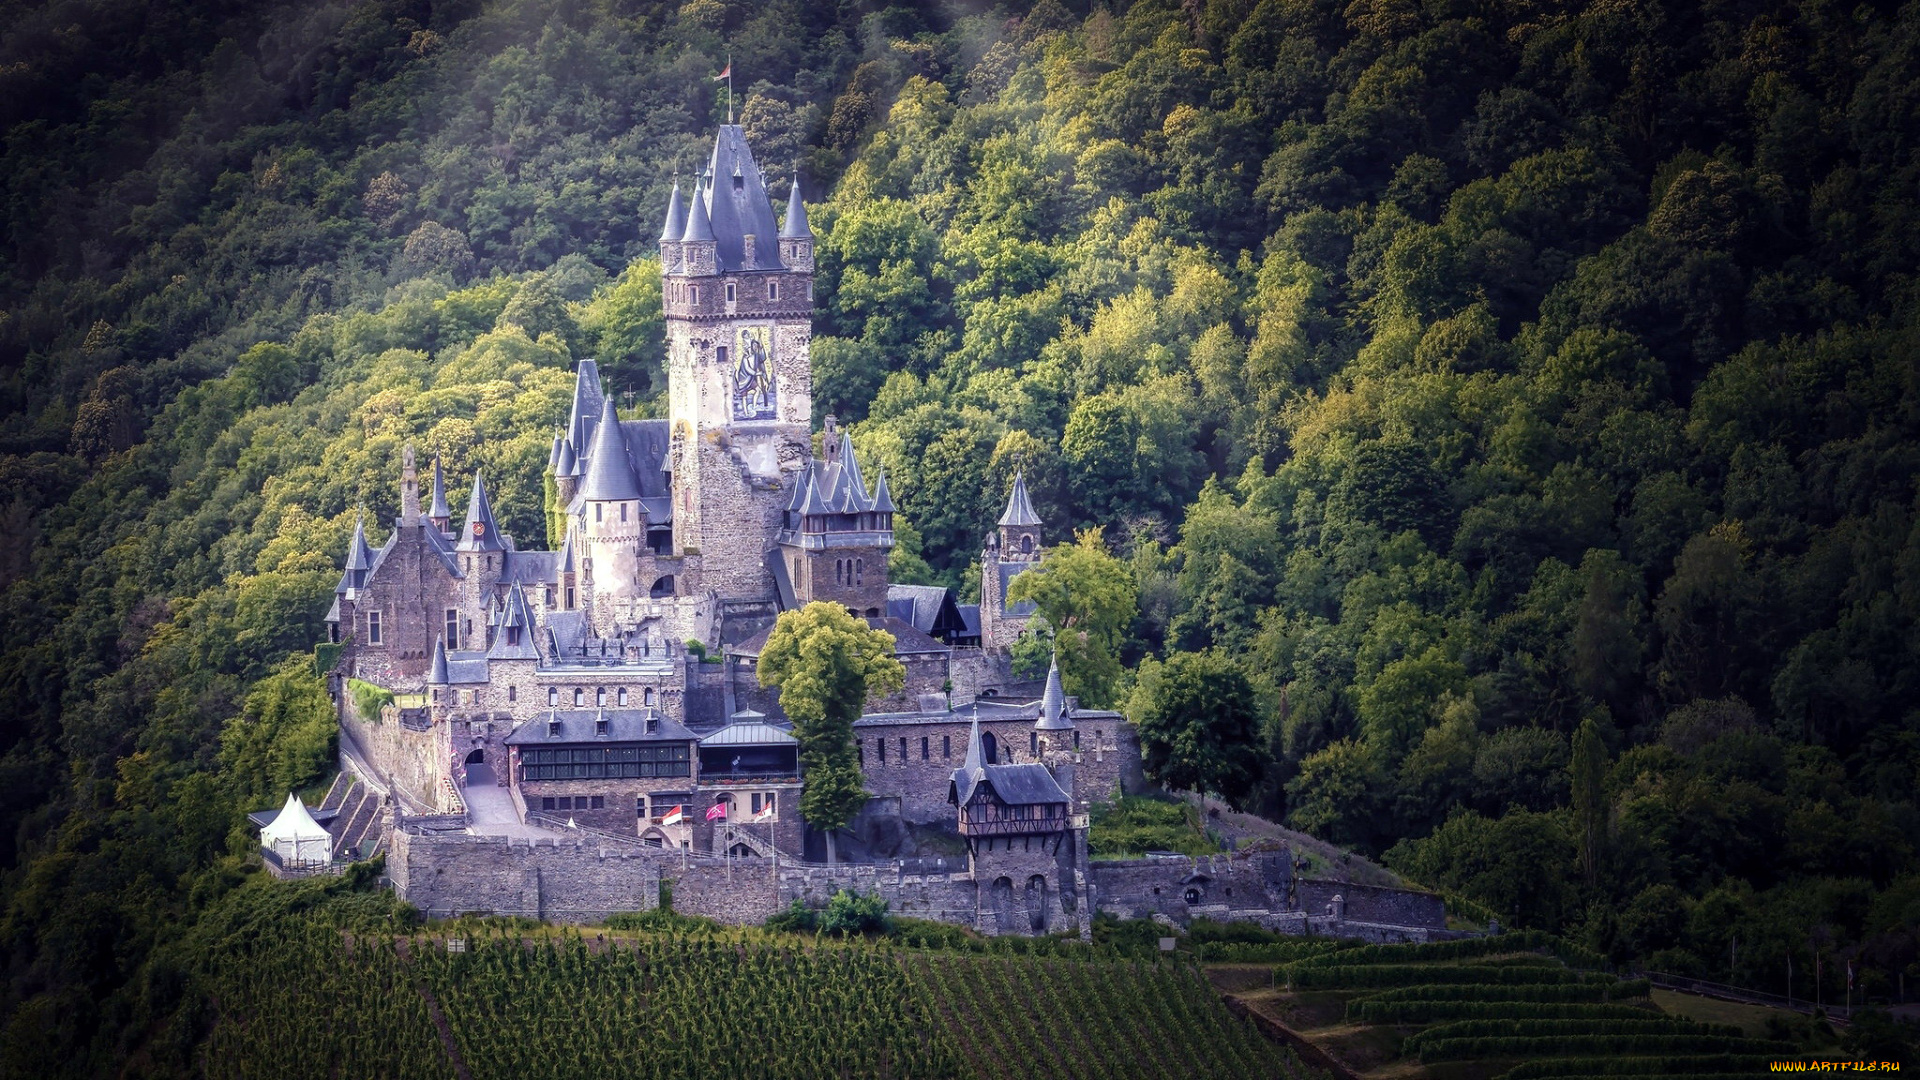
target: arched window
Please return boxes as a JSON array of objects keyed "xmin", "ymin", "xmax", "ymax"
[
  {"xmin": 573, "ymin": 687, "xmax": 584, "ymax": 706},
  {"xmin": 643, "ymin": 687, "xmax": 654, "ymax": 706},
  {"xmin": 596, "ymin": 687, "xmax": 606, "ymax": 707},
  {"xmin": 1021, "ymin": 533, "xmax": 1033, "ymax": 552},
  {"xmin": 617, "ymin": 687, "xmax": 627, "ymax": 706},
  {"xmin": 855, "ymin": 558, "xmax": 863, "ymax": 585}
]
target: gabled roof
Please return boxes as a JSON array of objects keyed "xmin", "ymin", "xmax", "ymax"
[
  {"xmin": 949, "ymin": 718, "xmax": 1069, "ymax": 809},
  {"xmin": 487, "ymin": 583, "xmax": 540, "ymax": 660},
  {"xmin": 701, "ymin": 125, "xmax": 784, "ymax": 272},
  {"xmin": 580, "ymin": 397, "xmax": 643, "ymax": 501},
  {"xmin": 419, "ymin": 517, "xmax": 463, "ymax": 576},
  {"xmin": 780, "ymin": 175, "xmax": 811, "ymax": 238},
  {"xmin": 999, "ymin": 470, "xmax": 1042, "ymax": 527},
  {"xmin": 659, "ymin": 180, "xmax": 687, "ymax": 242},
  {"xmin": 454, "ymin": 473, "xmax": 505, "ymax": 552}
]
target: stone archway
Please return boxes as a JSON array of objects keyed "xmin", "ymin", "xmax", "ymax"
[
  {"xmin": 1025, "ymin": 875, "xmax": 1049, "ymax": 933},
  {"xmin": 464, "ymin": 748, "xmax": 485, "ymax": 765},
  {"xmin": 990, "ymin": 876, "xmax": 1015, "ymax": 932}
]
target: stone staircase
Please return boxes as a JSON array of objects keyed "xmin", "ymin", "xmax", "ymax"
[
  {"xmin": 318, "ymin": 771, "xmax": 352, "ymax": 813},
  {"xmin": 329, "ymin": 778, "xmax": 384, "ymax": 861}
]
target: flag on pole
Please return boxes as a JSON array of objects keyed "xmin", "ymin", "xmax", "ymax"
[
  {"xmin": 661, "ymin": 805, "xmax": 684, "ymax": 826},
  {"xmin": 754, "ymin": 803, "xmax": 775, "ymax": 822},
  {"xmin": 713, "ymin": 62, "xmax": 731, "ymax": 81},
  {"xmin": 1847, "ymin": 960, "xmax": 1854, "ymax": 990},
  {"xmin": 705, "ymin": 801, "xmax": 728, "ymax": 822}
]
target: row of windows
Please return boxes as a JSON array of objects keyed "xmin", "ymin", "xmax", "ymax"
[
  {"xmin": 860, "ymin": 729, "xmax": 1098, "ymax": 767},
  {"xmin": 522, "ymin": 746, "xmax": 689, "ymax": 781},
  {"xmin": 540, "ymin": 795, "xmax": 605, "ymax": 812},
  {"xmin": 836, "ymin": 558, "xmax": 864, "ymax": 586},
  {"xmin": 673, "ymin": 281, "xmax": 805, "ymax": 305},
  {"xmin": 547, "ymin": 686, "xmax": 656, "ymax": 708}
]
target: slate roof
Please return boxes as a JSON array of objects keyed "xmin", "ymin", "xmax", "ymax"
[
  {"xmin": 949, "ymin": 716, "xmax": 1069, "ymax": 808},
  {"xmin": 764, "ymin": 549, "xmax": 798, "ymax": 610},
  {"xmin": 1036, "ymin": 655, "xmax": 1071, "ymax": 730},
  {"xmin": 429, "ymin": 457, "xmax": 451, "ymax": 520},
  {"xmin": 659, "ymin": 181, "xmax": 687, "ymax": 242},
  {"xmin": 699, "ymin": 712, "xmax": 798, "ymax": 746},
  {"xmin": 956, "ymin": 604, "xmax": 981, "ymax": 638},
  {"xmin": 701, "ymin": 125, "xmax": 785, "ymax": 273},
  {"xmin": 501, "ymin": 550, "xmax": 559, "ymax": 585},
  {"xmin": 780, "ymin": 176, "xmax": 811, "ymax": 238},
  {"xmin": 998, "ymin": 470, "xmax": 1041, "ymax": 527},
  {"xmin": 566, "ymin": 359, "xmax": 604, "ymax": 458},
  {"xmin": 580, "ymin": 397, "xmax": 643, "ymax": 501},
  {"xmin": 454, "ymin": 474, "xmax": 505, "ymax": 552},
  {"xmin": 445, "ymin": 650, "xmax": 489, "ymax": 683},
  {"xmin": 506, "ymin": 708, "xmax": 696, "ymax": 745},
  {"xmin": 887, "ymin": 585, "xmax": 949, "ymax": 634},
  {"xmin": 419, "ymin": 519, "xmax": 462, "ymax": 576},
  {"xmin": 428, "ymin": 638, "xmax": 450, "ymax": 684},
  {"xmin": 487, "ymin": 583, "xmax": 540, "ymax": 660}
]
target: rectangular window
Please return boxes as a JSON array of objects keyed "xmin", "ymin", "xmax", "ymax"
[
  {"xmin": 768, "ymin": 281, "xmax": 779, "ymax": 300},
  {"xmin": 690, "ymin": 285, "xmax": 699, "ymax": 304},
  {"xmin": 508, "ymin": 685, "xmax": 517, "ymax": 702},
  {"xmin": 1074, "ymin": 730, "xmax": 1080, "ymax": 750},
  {"xmin": 541, "ymin": 797, "xmax": 555, "ymax": 811},
  {"xmin": 877, "ymin": 739, "xmax": 886, "ymax": 764},
  {"xmin": 751, "ymin": 792, "xmax": 762, "ymax": 815},
  {"xmin": 636, "ymin": 796, "xmax": 647, "ymax": 818},
  {"xmin": 566, "ymin": 587, "xmax": 575, "ymax": 608},
  {"xmin": 900, "ymin": 737, "xmax": 907, "ymax": 762},
  {"xmin": 921, "ymin": 736, "xmax": 929, "ymax": 760},
  {"xmin": 725, "ymin": 282, "xmax": 736, "ymax": 302},
  {"xmin": 590, "ymin": 796, "xmax": 605, "ymax": 810},
  {"xmin": 595, "ymin": 503, "xmax": 602, "ymax": 523},
  {"xmin": 621, "ymin": 502, "xmax": 628, "ymax": 522},
  {"xmin": 943, "ymin": 735, "xmax": 951, "ymax": 758},
  {"xmin": 366, "ymin": 610, "xmax": 382, "ymax": 645},
  {"xmin": 519, "ymin": 745, "xmax": 688, "ymax": 780},
  {"xmin": 857, "ymin": 743, "xmax": 864, "ymax": 767},
  {"xmin": 1031, "ymin": 732, "xmax": 1038, "ymax": 755},
  {"xmin": 446, "ymin": 609, "xmax": 459, "ymax": 650},
  {"xmin": 716, "ymin": 345, "xmax": 728, "ymax": 368}
]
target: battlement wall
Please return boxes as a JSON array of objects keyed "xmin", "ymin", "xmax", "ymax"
[{"xmin": 389, "ymin": 829, "xmax": 661, "ymax": 923}]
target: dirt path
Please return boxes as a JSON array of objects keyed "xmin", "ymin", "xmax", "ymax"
[{"xmin": 417, "ymin": 984, "xmax": 474, "ymax": 1080}]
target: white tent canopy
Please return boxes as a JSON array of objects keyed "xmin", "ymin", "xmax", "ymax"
[{"xmin": 260, "ymin": 792, "xmax": 333, "ymax": 866}]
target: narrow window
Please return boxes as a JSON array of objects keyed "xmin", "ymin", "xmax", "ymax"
[
  {"xmin": 899, "ymin": 737, "xmax": 907, "ymax": 761},
  {"xmin": 636, "ymin": 796, "xmax": 647, "ymax": 818},
  {"xmin": 1074, "ymin": 730, "xmax": 1080, "ymax": 750},
  {"xmin": 768, "ymin": 281, "xmax": 779, "ymax": 300},
  {"xmin": 725, "ymin": 282, "xmax": 736, "ymax": 303},
  {"xmin": 878, "ymin": 739, "xmax": 886, "ymax": 764},
  {"xmin": 644, "ymin": 687, "xmax": 654, "ymax": 706},
  {"xmin": 921, "ymin": 736, "xmax": 929, "ymax": 760},
  {"xmin": 595, "ymin": 503, "xmax": 602, "ymax": 523},
  {"xmin": 508, "ymin": 685, "xmax": 517, "ymax": 702},
  {"xmin": 573, "ymin": 687, "xmax": 584, "ymax": 706},
  {"xmin": 367, "ymin": 610, "xmax": 382, "ymax": 645},
  {"xmin": 617, "ymin": 687, "xmax": 628, "ymax": 706},
  {"xmin": 596, "ymin": 687, "xmax": 606, "ymax": 707},
  {"xmin": 446, "ymin": 609, "xmax": 459, "ymax": 649},
  {"xmin": 1030, "ymin": 732, "xmax": 1038, "ymax": 755},
  {"xmin": 858, "ymin": 743, "xmax": 864, "ymax": 767},
  {"xmin": 546, "ymin": 587, "xmax": 554, "ymax": 606},
  {"xmin": 549, "ymin": 687, "xmax": 559, "ymax": 707},
  {"xmin": 717, "ymin": 345, "xmax": 728, "ymax": 368},
  {"xmin": 566, "ymin": 586, "xmax": 575, "ymax": 608},
  {"xmin": 690, "ymin": 285, "xmax": 699, "ymax": 304},
  {"xmin": 856, "ymin": 558, "xmax": 863, "ymax": 585},
  {"xmin": 751, "ymin": 792, "xmax": 762, "ymax": 815},
  {"xmin": 943, "ymin": 735, "xmax": 951, "ymax": 758},
  {"xmin": 621, "ymin": 502, "xmax": 628, "ymax": 522}
]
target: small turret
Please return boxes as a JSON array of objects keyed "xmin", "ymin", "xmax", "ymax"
[
  {"xmin": 455, "ymin": 473, "xmax": 505, "ymax": 552},
  {"xmin": 1035, "ymin": 653, "xmax": 1072, "ymax": 731},
  {"xmin": 428, "ymin": 636, "xmax": 450, "ymax": 685},
  {"xmin": 579, "ymin": 397, "xmax": 642, "ymax": 502},
  {"xmin": 681, "ymin": 177, "xmax": 717, "ymax": 275},
  {"xmin": 428, "ymin": 457, "xmax": 451, "ymax": 534},
  {"xmin": 779, "ymin": 173, "xmax": 814, "ymax": 271},
  {"xmin": 659, "ymin": 180, "xmax": 687, "ymax": 243},
  {"xmin": 997, "ymin": 470, "xmax": 1043, "ymax": 560},
  {"xmin": 339, "ymin": 516, "xmax": 375, "ymax": 593}
]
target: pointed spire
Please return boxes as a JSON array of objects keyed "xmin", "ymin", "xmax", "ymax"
[
  {"xmin": 681, "ymin": 176, "xmax": 714, "ymax": 242},
  {"xmin": 558, "ymin": 522, "xmax": 578, "ymax": 575},
  {"xmin": 659, "ymin": 180, "xmax": 687, "ymax": 242},
  {"xmin": 567, "ymin": 359, "xmax": 605, "ymax": 454},
  {"xmin": 1037, "ymin": 652, "xmax": 1072, "ymax": 729},
  {"xmin": 555, "ymin": 438, "xmax": 578, "ymax": 479},
  {"xmin": 579, "ymin": 396, "xmax": 642, "ymax": 501},
  {"xmin": 780, "ymin": 175, "xmax": 811, "ymax": 238},
  {"xmin": 456, "ymin": 473, "xmax": 504, "ymax": 551},
  {"xmin": 547, "ymin": 435, "xmax": 563, "ymax": 471},
  {"xmin": 871, "ymin": 468, "xmax": 896, "ymax": 514},
  {"xmin": 835, "ymin": 430, "xmax": 871, "ymax": 511},
  {"xmin": 428, "ymin": 457, "xmax": 451, "ymax": 524},
  {"xmin": 998, "ymin": 470, "xmax": 1041, "ymax": 527},
  {"xmin": 962, "ymin": 710, "xmax": 985, "ymax": 774},
  {"xmin": 428, "ymin": 637, "xmax": 450, "ymax": 684},
  {"xmin": 345, "ymin": 515, "xmax": 374, "ymax": 572},
  {"xmin": 785, "ymin": 457, "xmax": 815, "ymax": 513}
]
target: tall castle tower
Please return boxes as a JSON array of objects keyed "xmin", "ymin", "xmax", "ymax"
[{"xmin": 658, "ymin": 127, "xmax": 816, "ymax": 604}]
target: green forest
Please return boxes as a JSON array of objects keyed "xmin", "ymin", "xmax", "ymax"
[{"xmin": 1, "ymin": 0, "xmax": 1917, "ymax": 1070}]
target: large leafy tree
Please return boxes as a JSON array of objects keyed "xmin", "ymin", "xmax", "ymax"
[
  {"xmin": 1006, "ymin": 528, "xmax": 1138, "ymax": 708},
  {"xmin": 756, "ymin": 603, "xmax": 904, "ymax": 865},
  {"xmin": 1127, "ymin": 650, "xmax": 1268, "ymax": 810}
]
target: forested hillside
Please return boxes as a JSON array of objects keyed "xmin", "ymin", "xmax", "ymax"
[{"xmin": 1, "ymin": 0, "xmax": 1917, "ymax": 1071}]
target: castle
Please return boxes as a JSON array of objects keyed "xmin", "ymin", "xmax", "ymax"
[{"xmin": 314, "ymin": 122, "xmax": 1448, "ymax": 941}]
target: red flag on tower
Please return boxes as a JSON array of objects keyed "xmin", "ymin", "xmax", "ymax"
[
  {"xmin": 705, "ymin": 801, "xmax": 728, "ymax": 822},
  {"xmin": 713, "ymin": 62, "xmax": 731, "ymax": 81}
]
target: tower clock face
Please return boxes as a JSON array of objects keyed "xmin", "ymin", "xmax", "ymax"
[{"xmin": 472, "ymin": 521, "xmax": 485, "ymax": 537}]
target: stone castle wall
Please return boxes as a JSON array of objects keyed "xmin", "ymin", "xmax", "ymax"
[
  {"xmin": 390, "ymin": 829, "xmax": 662, "ymax": 922},
  {"xmin": 342, "ymin": 707, "xmax": 444, "ymax": 811}
]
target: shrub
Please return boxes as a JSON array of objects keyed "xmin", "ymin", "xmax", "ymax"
[
  {"xmin": 1284, "ymin": 930, "xmax": 1605, "ymax": 971},
  {"xmin": 605, "ymin": 907, "xmax": 721, "ymax": 933},
  {"xmin": 1418, "ymin": 1034, "xmax": 1792, "ymax": 1063},
  {"xmin": 819, "ymin": 889, "xmax": 890, "ymax": 936},
  {"xmin": 1283, "ymin": 963, "xmax": 1608, "ymax": 989},
  {"xmin": 766, "ymin": 899, "xmax": 818, "ymax": 934},
  {"xmin": 347, "ymin": 677, "xmax": 393, "ymax": 723}
]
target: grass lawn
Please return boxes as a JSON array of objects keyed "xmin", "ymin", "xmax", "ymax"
[{"xmin": 1652, "ymin": 987, "xmax": 1804, "ymax": 1037}]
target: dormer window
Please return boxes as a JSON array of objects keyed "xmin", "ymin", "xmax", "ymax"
[
  {"xmin": 732, "ymin": 172, "xmax": 743, "ymax": 190},
  {"xmin": 595, "ymin": 717, "xmax": 610, "ymax": 737},
  {"xmin": 645, "ymin": 713, "xmax": 658, "ymax": 734},
  {"xmin": 547, "ymin": 718, "xmax": 562, "ymax": 738}
]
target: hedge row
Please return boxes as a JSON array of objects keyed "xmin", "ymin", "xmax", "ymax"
[
  {"xmin": 1280, "ymin": 930, "xmax": 1607, "ymax": 972},
  {"xmin": 1352, "ymin": 978, "xmax": 1651, "ymax": 1003},
  {"xmin": 1402, "ymin": 1018, "xmax": 1740, "ymax": 1050},
  {"xmin": 1465, "ymin": 954, "xmax": 1566, "ymax": 968},
  {"xmin": 1420, "ymin": 1034, "xmax": 1793, "ymax": 1063},
  {"xmin": 1195, "ymin": 940, "xmax": 1357, "ymax": 963},
  {"xmin": 1347, "ymin": 1000, "xmax": 1661, "ymax": 1024},
  {"xmin": 1497, "ymin": 1055, "xmax": 1779, "ymax": 1078},
  {"xmin": 1284, "ymin": 963, "xmax": 1610, "ymax": 989}
]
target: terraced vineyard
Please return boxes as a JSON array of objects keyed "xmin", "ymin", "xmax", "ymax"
[
  {"xmin": 1210, "ymin": 934, "xmax": 1814, "ymax": 1079},
  {"xmin": 202, "ymin": 921, "xmax": 1325, "ymax": 1080}
]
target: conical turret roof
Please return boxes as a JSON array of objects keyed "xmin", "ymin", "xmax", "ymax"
[
  {"xmin": 834, "ymin": 430, "xmax": 871, "ymax": 511},
  {"xmin": 951, "ymin": 711, "xmax": 989, "ymax": 806},
  {"xmin": 567, "ymin": 359, "xmax": 604, "ymax": 454},
  {"xmin": 345, "ymin": 516, "xmax": 374, "ymax": 572},
  {"xmin": 871, "ymin": 469, "xmax": 895, "ymax": 514},
  {"xmin": 555, "ymin": 437, "xmax": 578, "ymax": 478},
  {"xmin": 428, "ymin": 637, "xmax": 450, "ymax": 684},
  {"xmin": 998, "ymin": 470, "xmax": 1041, "ymax": 528},
  {"xmin": 455, "ymin": 473, "xmax": 505, "ymax": 552},
  {"xmin": 785, "ymin": 458, "xmax": 815, "ymax": 513},
  {"xmin": 659, "ymin": 181, "xmax": 687, "ymax": 242},
  {"xmin": 780, "ymin": 176, "xmax": 811, "ymax": 238},
  {"xmin": 1036, "ymin": 653, "xmax": 1072, "ymax": 729},
  {"xmin": 681, "ymin": 177, "xmax": 715, "ymax": 242},
  {"xmin": 579, "ymin": 397, "xmax": 642, "ymax": 501},
  {"xmin": 558, "ymin": 522, "xmax": 578, "ymax": 575},
  {"xmin": 429, "ymin": 457, "xmax": 451, "ymax": 521}
]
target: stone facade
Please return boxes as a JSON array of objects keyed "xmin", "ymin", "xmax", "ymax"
[{"xmin": 390, "ymin": 829, "xmax": 662, "ymax": 922}]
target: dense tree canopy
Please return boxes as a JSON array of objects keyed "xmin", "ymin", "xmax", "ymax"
[{"xmin": 2, "ymin": 0, "xmax": 1919, "ymax": 1070}]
